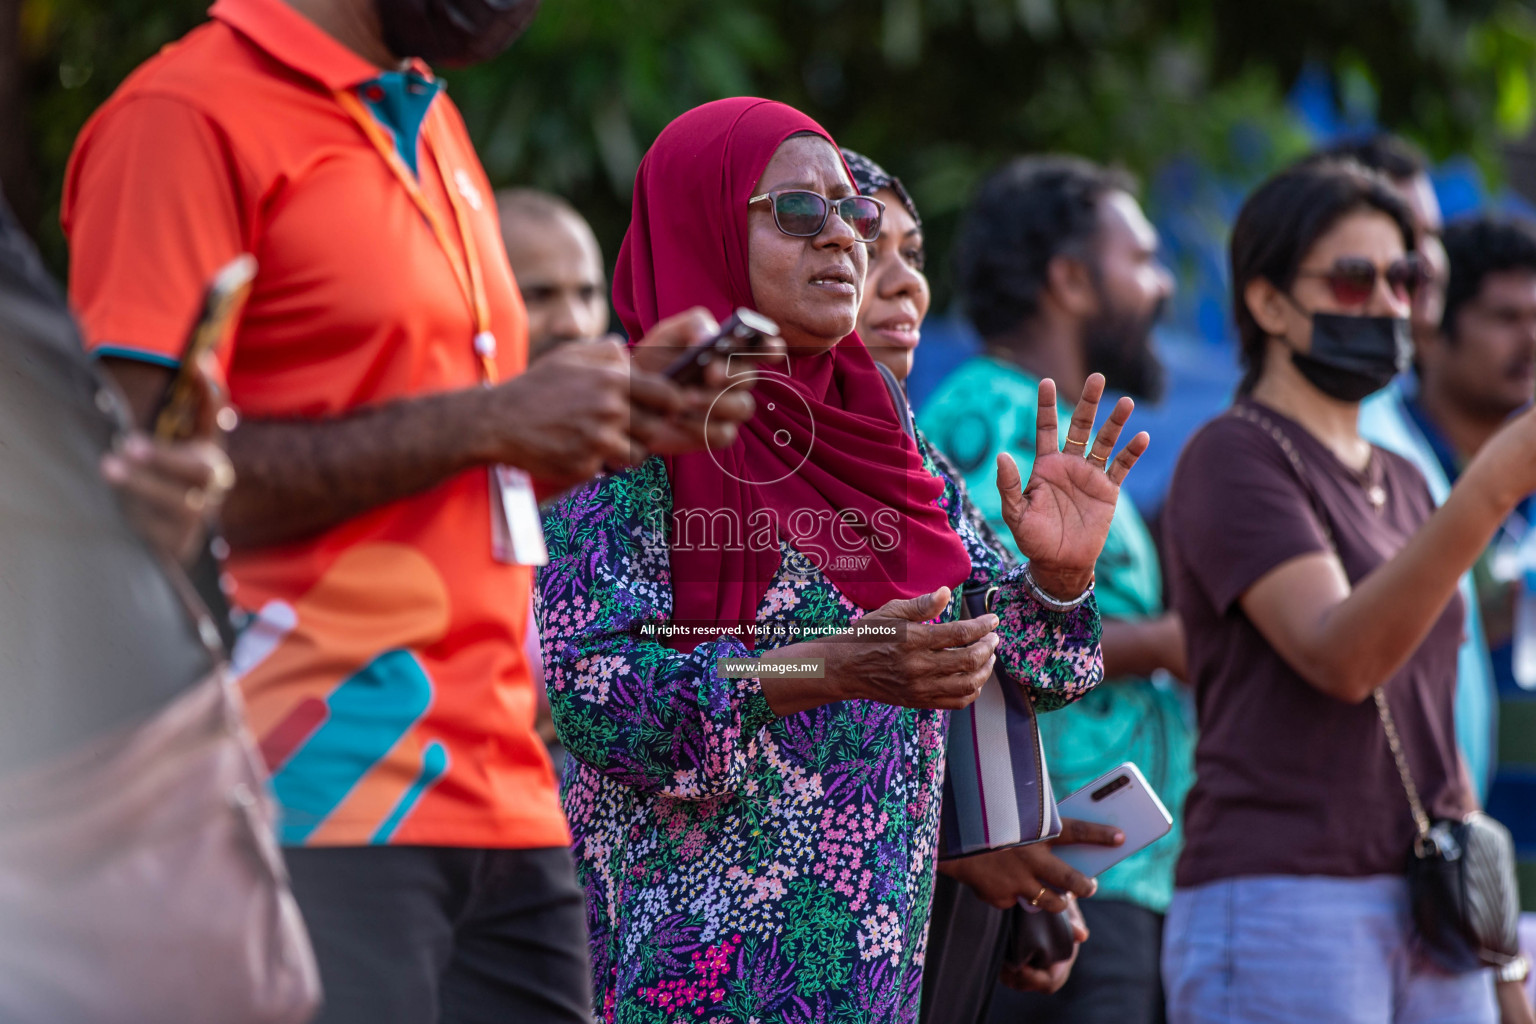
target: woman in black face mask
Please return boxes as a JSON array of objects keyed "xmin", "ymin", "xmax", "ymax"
[{"xmin": 1158, "ymin": 161, "xmax": 1535, "ymax": 1024}]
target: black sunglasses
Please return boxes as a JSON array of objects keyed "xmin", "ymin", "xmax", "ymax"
[
  {"xmin": 1294, "ymin": 255, "xmax": 1430, "ymax": 306},
  {"xmin": 748, "ymin": 190, "xmax": 885, "ymax": 243}
]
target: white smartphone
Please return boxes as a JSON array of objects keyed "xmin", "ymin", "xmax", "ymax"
[{"xmin": 1052, "ymin": 762, "xmax": 1173, "ymax": 879}]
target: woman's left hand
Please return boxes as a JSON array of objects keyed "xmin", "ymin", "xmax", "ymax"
[{"xmin": 997, "ymin": 373, "xmax": 1148, "ymax": 600}]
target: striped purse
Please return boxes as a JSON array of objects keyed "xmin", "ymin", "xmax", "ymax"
[
  {"xmin": 938, "ymin": 584, "xmax": 1062, "ymax": 859},
  {"xmin": 868, "ymin": 360, "xmax": 1062, "ymax": 859}
]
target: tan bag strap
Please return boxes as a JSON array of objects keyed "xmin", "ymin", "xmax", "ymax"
[{"xmin": 1226, "ymin": 404, "xmax": 1433, "ymax": 845}]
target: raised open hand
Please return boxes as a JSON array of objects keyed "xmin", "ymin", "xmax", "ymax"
[{"xmin": 997, "ymin": 373, "xmax": 1148, "ymax": 601}]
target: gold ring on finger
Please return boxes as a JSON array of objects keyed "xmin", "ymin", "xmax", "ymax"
[
  {"xmin": 1062, "ymin": 437, "xmax": 1088, "ymax": 451},
  {"xmin": 1088, "ymin": 451, "xmax": 1109, "ymax": 466},
  {"xmin": 1029, "ymin": 887, "xmax": 1047, "ymax": 907}
]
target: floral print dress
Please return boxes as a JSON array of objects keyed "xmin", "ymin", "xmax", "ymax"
[{"xmin": 536, "ymin": 431, "xmax": 1103, "ymax": 1024}]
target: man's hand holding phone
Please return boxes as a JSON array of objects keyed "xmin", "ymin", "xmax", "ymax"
[
  {"xmin": 630, "ymin": 306, "xmax": 784, "ymax": 456},
  {"xmin": 472, "ymin": 307, "xmax": 781, "ymax": 493}
]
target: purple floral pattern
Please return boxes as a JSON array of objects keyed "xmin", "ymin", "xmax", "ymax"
[{"xmin": 536, "ymin": 433, "xmax": 1102, "ymax": 1024}]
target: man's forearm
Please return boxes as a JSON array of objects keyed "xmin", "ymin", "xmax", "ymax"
[{"xmin": 222, "ymin": 389, "xmax": 494, "ymax": 548}]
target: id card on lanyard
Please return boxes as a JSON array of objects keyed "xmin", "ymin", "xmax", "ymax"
[{"xmin": 336, "ymin": 87, "xmax": 547, "ymax": 566}]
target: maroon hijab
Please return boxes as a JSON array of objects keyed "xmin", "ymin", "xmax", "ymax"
[{"xmin": 613, "ymin": 98, "xmax": 970, "ymax": 646}]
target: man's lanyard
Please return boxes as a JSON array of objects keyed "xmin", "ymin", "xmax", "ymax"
[
  {"xmin": 334, "ymin": 88, "xmax": 499, "ymax": 384},
  {"xmin": 335, "ymin": 86, "xmax": 548, "ymax": 567}
]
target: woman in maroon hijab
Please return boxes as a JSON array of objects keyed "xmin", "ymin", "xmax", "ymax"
[{"xmin": 536, "ymin": 98, "xmax": 1146, "ymax": 1023}]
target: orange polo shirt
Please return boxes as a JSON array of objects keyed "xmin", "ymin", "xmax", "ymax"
[{"xmin": 63, "ymin": 0, "xmax": 568, "ymax": 849}]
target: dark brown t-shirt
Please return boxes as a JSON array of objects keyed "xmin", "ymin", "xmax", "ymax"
[{"xmin": 1164, "ymin": 399, "xmax": 1470, "ymax": 887}]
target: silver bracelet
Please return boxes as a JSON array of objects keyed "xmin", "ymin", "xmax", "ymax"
[{"xmin": 1021, "ymin": 562, "xmax": 1094, "ymax": 613}]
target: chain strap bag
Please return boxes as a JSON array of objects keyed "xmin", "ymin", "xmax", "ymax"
[
  {"xmin": 1230, "ymin": 404, "xmax": 1521, "ymax": 973},
  {"xmin": 1375, "ymin": 690, "xmax": 1521, "ymax": 972}
]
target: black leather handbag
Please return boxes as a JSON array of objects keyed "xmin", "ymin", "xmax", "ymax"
[{"xmin": 1375, "ymin": 690, "xmax": 1522, "ymax": 973}]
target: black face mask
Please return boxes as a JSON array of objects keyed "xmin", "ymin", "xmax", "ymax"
[
  {"xmin": 1290, "ymin": 311, "xmax": 1410, "ymax": 403},
  {"xmin": 375, "ymin": 0, "xmax": 541, "ymax": 67}
]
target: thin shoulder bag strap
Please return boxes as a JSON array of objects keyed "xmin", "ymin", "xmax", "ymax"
[
  {"xmin": 874, "ymin": 360, "xmax": 916, "ymax": 440},
  {"xmin": 1225, "ymin": 405, "xmax": 1434, "ymax": 846}
]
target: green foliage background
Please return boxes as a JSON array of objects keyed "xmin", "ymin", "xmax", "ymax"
[{"xmin": 15, "ymin": 0, "xmax": 1536, "ymax": 302}]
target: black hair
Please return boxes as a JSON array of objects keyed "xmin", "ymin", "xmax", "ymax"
[
  {"xmin": 954, "ymin": 155, "xmax": 1136, "ymax": 340},
  {"xmin": 1308, "ymin": 133, "xmax": 1428, "ymax": 183},
  {"xmin": 1230, "ymin": 160, "xmax": 1416, "ymax": 393},
  {"xmin": 1441, "ymin": 214, "xmax": 1536, "ymax": 339}
]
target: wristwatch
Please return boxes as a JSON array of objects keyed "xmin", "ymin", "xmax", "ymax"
[{"xmin": 1497, "ymin": 953, "xmax": 1531, "ymax": 984}]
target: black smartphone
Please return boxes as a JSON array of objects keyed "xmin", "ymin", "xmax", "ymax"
[
  {"xmin": 661, "ymin": 308, "xmax": 779, "ymax": 386},
  {"xmin": 152, "ymin": 254, "xmax": 257, "ymax": 441}
]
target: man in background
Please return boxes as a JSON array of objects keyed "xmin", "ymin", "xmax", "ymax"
[
  {"xmin": 1411, "ymin": 215, "xmax": 1536, "ymax": 693},
  {"xmin": 496, "ymin": 187, "xmax": 612, "ymax": 764},
  {"xmin": 920, "ymin": 155, "xmax": 1187, "ymax": 1024},
  {"xmin": 1398, "ymin": 214, "xmax": 1536, "ymax": 1010},
  {"xmin": 497, "ymin": 188, "xmax": 608, "ymax": 361}
]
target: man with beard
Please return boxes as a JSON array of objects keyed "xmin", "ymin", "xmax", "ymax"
[
  {"xmin": 919, "ymin": 155, "xmax": 1188, "ymax": 1024},
  {"xmin": 60, "ymin": 0, "xmax": 765, "ymax": 1020}
]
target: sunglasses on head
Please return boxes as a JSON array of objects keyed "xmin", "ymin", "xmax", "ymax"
[
  {"xmin": 1294, "ymin": 254, "xmax": 1430, "ymax": 307},
  {"xmin": 748, "ymin": 190, "xmax": 885, "ymax": 243}
]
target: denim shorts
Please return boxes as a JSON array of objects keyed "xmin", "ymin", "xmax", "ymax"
[{"xmin": 1162, "ymin": 875, "xmax": 1495, "ymax": 1024}]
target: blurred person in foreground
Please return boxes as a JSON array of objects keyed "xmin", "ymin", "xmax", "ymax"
[
  {"xmin": 1316, "ymin": 135, "xmax": 1501, "ymax": 803},
  {"xmin": 0, "ymin": 191, "xmax": 229, "ymax": 832},
  {"xmin": 1161, "ymin": 159, "xmax": 1522, "ymax": 1022},
  {"xmin": 842, "ymin": 147, "xmax": 1123, "ymax": 1019},
  {"xmin": 0, "ymin": 191, "xmax": 298, "ymax": 1020},
  {"xmin": 918, "ymin": 155, "xmax": 1187, "ymax": 1024},
  {"xmin": 497, "ymin": 187, "xmax": 609, "ymax": 361},
  {"xmin": 537, "ymin": 98, "xmax": 1147, "ymax": 1023},
  {"xmin": 60, "ymin": 0, "xmax": 765, "ymax": 1019}
]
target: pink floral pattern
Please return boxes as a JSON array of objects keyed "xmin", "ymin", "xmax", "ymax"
[{"xmin": 536, "ymin": 433, "xmax": 1102, "ymax": 1024}]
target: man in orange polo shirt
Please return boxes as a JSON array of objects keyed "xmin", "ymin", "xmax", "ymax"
[{"xmin": 61, "ymin": 0, "xmax": 762, "ymax": 1020}]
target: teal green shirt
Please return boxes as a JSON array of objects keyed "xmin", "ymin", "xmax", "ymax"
[{"xmin": 918, "ymin": 355, "xmax": 1193, "ymax": 913}]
